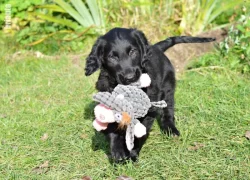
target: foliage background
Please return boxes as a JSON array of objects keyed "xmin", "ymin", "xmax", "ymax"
[
  {"xmin": 0, "ymin": 0, "xmax": 250, "ymax": 179},
  {"xmin": 0, "ymin": 0, "xmax": 247, "ymax": 52}
]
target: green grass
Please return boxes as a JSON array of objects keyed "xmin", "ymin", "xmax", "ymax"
[{"xmin": 0, "ymin": 53, "xmax": 250, "ymax": 179}]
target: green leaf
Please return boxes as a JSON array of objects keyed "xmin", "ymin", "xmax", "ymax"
[
  {"xmin": 246, "ymin": 19, "xmax": 250, "ymax": 27},
  {"xmin": 70, "ymin": 0, "xmax": 94, "ymax": 26},
  {"xmin": 86, "ymin": 0, "xmax": 101, "ymax": 26},
  {"xmin": 237, "ymin": 24, "xmax": 245, "ymax": 32},
  {"xmin": 230, "ymin": 59, "xmax": 240, "ymax": 68},
  {"xmin": 243, "ymin": 65, "xmax": 250, "ymax": 73},
  {"xmin": 30, "ymin": 12, "xmax": 79, "ymax": 30},
  {"xmin": 54, "ymin": 0, "xmax": 89, "ymax": 27},
  {"xmin": 208, "ymin": 0, "xmax": 244, "ymax": 24},
  {"xmin": 37, "ymin": 4, "xmax": 66, "ymax": 13},
  {"xmin": 245, "ymin": 31, "xmax": 250, "ymax": 38}
]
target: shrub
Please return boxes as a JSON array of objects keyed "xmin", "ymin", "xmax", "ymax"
[
  {"xmin": 179, "ymin": 0, "xmax": 244, "ymax": 35},
  {"xmin": 219, "ymin": 6, "xmax": 250, "ymax": 73},
  {"xmin": 0, "ymin": 0, "xmax": 44, "ymax": 33}
]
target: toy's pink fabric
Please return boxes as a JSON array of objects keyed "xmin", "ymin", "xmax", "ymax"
[{"xmin": 93, "ymin": 104, "xmax": 115, "ymax": 131}]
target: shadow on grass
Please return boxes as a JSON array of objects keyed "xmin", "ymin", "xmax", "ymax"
[
  {"xmin": 83, "ymin": 101, "xmax": 110, "ymax": 159},
  {"xmin": 83, "ymin": 101, "xmax": 96, "ymax": 121}
]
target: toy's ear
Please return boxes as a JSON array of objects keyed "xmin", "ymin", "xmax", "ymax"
[
  {"xmin": 131, "ymin": 29, "xmax": 149, "ymax": 67},
  {"xmin": 85, "ymin": 38, "xmax": 106, "ymax": 76}
]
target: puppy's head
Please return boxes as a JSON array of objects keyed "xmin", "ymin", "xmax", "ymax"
[{"xmin": 85, "ymin": 28, "xmax": 149, "ymax": 85}]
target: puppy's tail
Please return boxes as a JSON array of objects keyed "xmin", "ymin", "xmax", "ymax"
[{"xmin": 154, "ymin": 36, "xmax": 216, "ymax": 52}]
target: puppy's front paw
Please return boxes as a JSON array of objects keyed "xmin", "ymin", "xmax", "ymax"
[
  {"xmin": 164, "ymin": 126, "xmax": 180, "ymax": 136},
  {"xmin": 111, "ymin": 149, "xmax": 130, "ymax": 163},
  {"xmin": 129, "ymin": 150, "xmax": 139, "ymax": 162}
]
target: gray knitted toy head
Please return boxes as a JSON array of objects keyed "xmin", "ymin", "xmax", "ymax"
[{"xmin": 92, "ymin": 74, "xmax": 167, "ymax": 151}]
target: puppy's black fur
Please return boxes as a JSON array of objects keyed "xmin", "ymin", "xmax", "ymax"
[{"xmin": 85, "ymin": 28, "xmax": 215, "ymax": 162}]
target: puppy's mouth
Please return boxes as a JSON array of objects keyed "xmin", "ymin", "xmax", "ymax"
[{"xmin": 118, "ymin": 69, "xmax": 141, "ymax": 85}]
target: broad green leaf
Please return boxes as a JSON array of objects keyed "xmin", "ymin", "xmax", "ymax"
[
  {"xmin": 31, "ymin": 12, "xmax": 79, "ymax": 30},
  {"xmin": 208, "ymin": 0, "xmax": 244, "ymax": 24},
  {"xmin": 86, "ymin": 0, "xmax": 101, "ymax": 26},
  {"xmin": 98, "ymin": 0, "xmax": 106, "ymax": 32},
  {"xmin": 38, "ymin": 4, "xmax": 66, "ymax": 13},
  {"xmin": 237, "ymin": 24, "xmax": 245, "ymax": 32},
  {"xmin": 70, "ymin": 0, "xmax": 94, "ymax": 26},
  {"xmin": 54, "ymin": 0, "xmax": 88, "ymax": 27}
]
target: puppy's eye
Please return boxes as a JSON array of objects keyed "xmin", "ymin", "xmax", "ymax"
[
  {"xmin": 108, "ymin": 55, "xmax": 118, "ymax": 63},
  {"xmin": 129, "ymin": 49, "xmax": 137, "ymax": 57}
]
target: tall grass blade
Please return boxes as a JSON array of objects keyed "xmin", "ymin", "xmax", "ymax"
[
  {"xmin": 98, "ymin": 0, "xmax": 107, "ymax": 32},
  {"xmin": 195, "ymin": 0, "xmax": 218, "ymax": 34},
  {"xmin": 31, "ymin": 12, "xmax": 79, "ymax": 30},
  {"xmin": 70, "ymin": 0, "xmax": 94, "ymax": 26},
  {"xmin": 165, "ymin": 0, "xmax": 174, "ymax": 18},
  {"xmin": 38, "ymin": 4, "xmax": 66, "ymax": 13},
  {"xmin": 86, "ymin": 0, "xmax": 101, "ymax": 26},
  {"xmin": 179, "ymin": 0, "xmax": 244, "ymax": 35},
  {"xmin": 208, "ymin": 0, "xmax": 244, "ymax": 24},
  {"xmin": 54, "ymin": 0, "xmax": 88, "ymax": 27}
]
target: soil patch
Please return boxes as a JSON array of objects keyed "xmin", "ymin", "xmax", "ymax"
[{"xmin": 166, "ymin": 28, "xmax": 227, "ymax": 74}]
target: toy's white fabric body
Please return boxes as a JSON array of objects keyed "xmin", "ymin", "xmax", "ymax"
[{"xmin": 92, "ymin": 73, "xmax": 167, "ymax": 151}]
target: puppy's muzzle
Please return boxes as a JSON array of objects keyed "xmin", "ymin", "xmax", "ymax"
[{"xmin": 119, "ymin": 68, "xmax": 141, "ymax": 85}]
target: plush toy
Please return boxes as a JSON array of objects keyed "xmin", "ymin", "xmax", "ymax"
[{"xmin": 92, "ymin": 74, "xmax": 167, "ymax": 151}]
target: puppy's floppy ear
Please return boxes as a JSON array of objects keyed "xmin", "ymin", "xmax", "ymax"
[
  {"xmin": 131, "ymin": 29, "xmax": 149, "ymax": 67},
  {"xmin": 85, "ymin": 38, "xmax": 106, "ymax": 76}
]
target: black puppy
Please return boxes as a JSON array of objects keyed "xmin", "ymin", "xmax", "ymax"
[{"xmin": 85, "ymin": 28, "xmax": 215, "ymax": 162}]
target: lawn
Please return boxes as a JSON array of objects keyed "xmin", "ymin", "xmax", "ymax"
[{"xmin": 0, "ymin": 53, "xmax": 250, "ymax": 179}]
